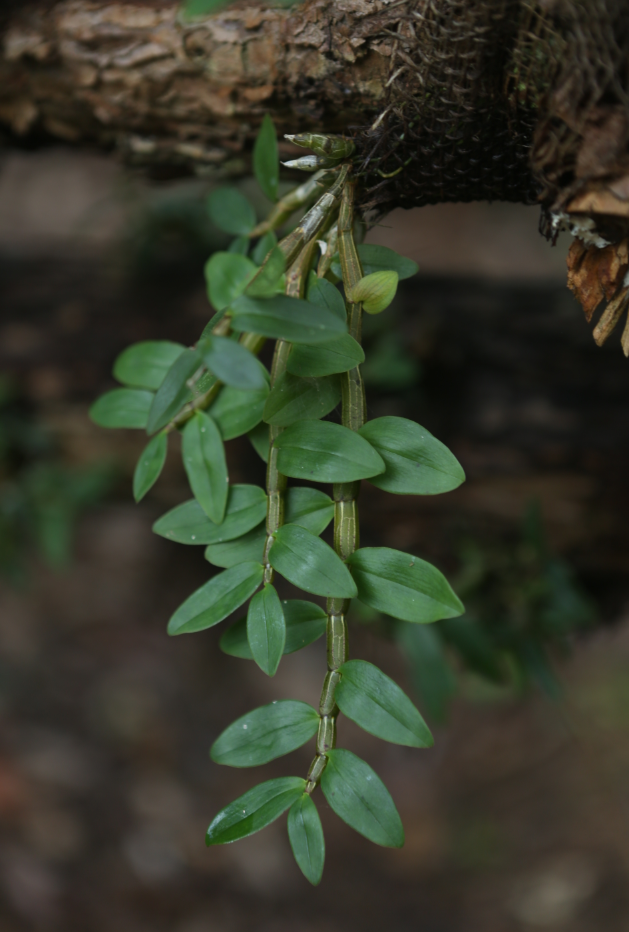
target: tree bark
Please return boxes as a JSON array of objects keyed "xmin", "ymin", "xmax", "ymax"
[
  {"xmin": 1, "ymin": 0, "xmax": 628, "ymax": 227},
  {"xmin": 0, "ymin": 0, "xmax": 404, "ymax": 174}
]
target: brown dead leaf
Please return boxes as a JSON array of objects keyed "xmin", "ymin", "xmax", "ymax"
[{"xmin": 567, "ymin": 238, "xmax": 629, "ymax": 322}]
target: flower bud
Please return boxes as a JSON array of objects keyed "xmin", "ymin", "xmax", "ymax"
[
  {"xmin": 281, "ymin": 155, "xmax": 339, "ymax": 172},
  {"xmin": 284, "ymin": 133, "xmax": 355, "ymax": 159},
  {"xmin": 347, "ymin": 270, "xmax": 399, "ymax": 314}
]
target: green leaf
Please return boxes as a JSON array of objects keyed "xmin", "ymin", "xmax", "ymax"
[
  {"xmin": 252, "ymin": 231, "xmax": 277, "ymax": 266},
  {"xmin": 209, "ymin": 383, "xmax": 269, "ymax": 440},
  {"xmin": 247, "ymin": 583, "xmax": 286, "ymax": 676},
  {"xmin": 245, "ymin": 246, "xmax": 286, "ymax": 298},
  {"xmin": 269, "ymin": 524, "xmax": 357, "ymax": 598},
  {"xmin": 253, "ymin": 113, "xmax": 279, "ymax": 202},
  {"xmin": 263, "ymin": 372, "xmax": 340, "ymax": 427},
  {"xmin": 220, "ymin": 599, "xmax": 326, "ymax": 658},
  {"xmin": 228, "ymin": 235, "xmax": 250, "ymax": 255},
  {"xmin": 336, "ymin": 659, "xmax": 433, "ymax": 748},
  {"xmin": 358, "ymin": 416, "xmax": 465, "ymax": 495},
  {"xmin": 146, "ymin": 348, "xmax": 200, "ymax": 434},
  {"xmin": 206, "ymin": 777, "xmax": 306, "ymax": 846},
  {"xmin": 231, "ymin": 294, "xmax": 347, "ymax": 345},
  {"xmin": 154, "ymin": 484, "xmax": 266, "ymax": 545},
  {"xmin": 347, "ymin": 270, "xmax": 398, "ymax": 315},
  {"xmin": 113, "ymin": 341, "xmax": 186, "ymax": 390},
  {"xmin": 211, "ymin": 700, "xmax": 318, "ymax": 767},
  {"xmin": 248, "ymin": 421, "xmax": 270, "ymax": 462},
  {"xmin": 199, "ymin": 335, "xmax": 268, "ymax": 390},
  {"xmin": 182, "ymin": 0, "xmax": 229, "ymax": 19},
  {"xmin": 89, "ymin": 388, "xmax": 154, "ymax": 429},
  {"xmin": 331, "ymin": 244, "xmax": 418, "ymax": 281},
  {"xmin": 203, "ymin": 486, "xmax": 332, "ymax": 567},
  {"xmin": 206, "ymin": 525, "xmax": 266, "ymax": 567},
  {"xmin": 182, "ymin": 411, "xmax": 228, "ymax": 524},
  {"xmin": 204, "ymin": 486, "xmax": 332, "ymax": 568},
  {"xmin": 347, "ymin": 547, "xmax": 464, "ymax": 623},
  {"xmin": 288, "ymin": 795, "xmax": 325, "ymax": 885},
  {"xmin": 306, "ymin": 274, "xmax": 346, "ymax": 321},
  {"xmin": 286, "ymin": 334, "xmax": 365, "ymax": 377},
  {"xmin": 285, "ymin": 486, "xmax": 334, "ymax": 535},
  {"xmin": 133, "ymin": 432, "xmax": 167, "ymax": 502},
  {"xmin": 274, "ymin": 421, "xmax": 385, "ymax": 482},
  {"xmin": 204, "ymin": 252, "xmax": 257, "ymax": 311},
  {"xmin": 168, "ymin": 562, "xmax": 263, "ymax": 635},
  {"xmin": 320, "ymin": 749, "xmax": 404, "ymax": 848},
  {"xmin": 207, "ymin": 188, "xmax": 256, "ymax": 236}
]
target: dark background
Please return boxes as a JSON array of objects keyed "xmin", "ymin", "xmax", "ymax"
[{"xmin": 0, "ymin": 147, "xmax": 628, "ymax": 932}]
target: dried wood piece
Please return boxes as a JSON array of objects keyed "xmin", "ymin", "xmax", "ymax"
[
  {"xmin": 567, "ymin": 237, "xmax": 629, "ymax": 322},
  {"xmin": 592, "ymin": 287, "xmax": 629, "ymax": 347}
]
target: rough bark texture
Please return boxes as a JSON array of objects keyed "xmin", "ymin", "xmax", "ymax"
[
  {"xmin": 1, "ymin": 0, "xmax": 628, "ymax": 225},
  {"xmin": 0, "ymin": 0, "xmax": 401, "ymax": 175}
]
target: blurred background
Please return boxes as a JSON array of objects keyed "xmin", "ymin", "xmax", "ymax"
[{"xmin": 1, "ymin": 144, "xmax": 629, "ymax": 932}]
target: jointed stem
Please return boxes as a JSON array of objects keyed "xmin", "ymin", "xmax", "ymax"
[
  {"xmin": 162, "ymin": 171, "xmax": 347, "ymax": 438},
  {"xmin": 262, "ymin": 240, "xmax": 319, "ymax": 584},
  {"xmin": 306, "ymin": 178, "xmax": 365, "ymax": 793}
]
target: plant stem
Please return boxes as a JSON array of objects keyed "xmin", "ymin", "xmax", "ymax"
[
  {"xmin": 306, "ymin": 178, "xmax": 365, "ymax": 793},
  {"xmin": 262, "ymin": 239, "xmax": 319, "ymax": 585},
  {"xmin": 165, "ymin": 170, "xmax": 348, "ymax": 437}
]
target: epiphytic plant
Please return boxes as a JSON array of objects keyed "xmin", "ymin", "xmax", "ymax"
[{"xmin": 90, "ymin": 118, "xmax": 466, "ymax": 884}]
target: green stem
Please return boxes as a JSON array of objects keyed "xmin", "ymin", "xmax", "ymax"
[
  {"xmin": 262, "ymin": 239, "xmax": 318, "ymax": 584},
  {"xmin": 306, "ymin": 178, "xmax": 365, "ymax": 793}
]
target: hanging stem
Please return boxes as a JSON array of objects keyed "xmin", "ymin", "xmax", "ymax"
[
  {"xmin": 262, "ymin": 239, "xmax": 319, "ymax": 584},
  {"xmin": 163, "ymin": 170, "xmax": 348, "ymax": 437},
  {"xmin": 306, "ymin": 178, "xmax": 365, "ymax": 793}
]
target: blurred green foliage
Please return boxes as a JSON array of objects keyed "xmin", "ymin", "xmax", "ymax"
[
  {"xmin": 355, "ymin": 503, "xmax": 596, "ymax": 721},
  {"xmin": 0, "ymin": 378, "xmax": 114, "ymax": 582}
]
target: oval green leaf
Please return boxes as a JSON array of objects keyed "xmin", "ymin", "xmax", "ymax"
[
  {"xmin": 274, "ymin": 421, "xmax": 385, "ymax": 483},
  {"xmin": 286, "ymin": 334, "xmax": 365, "ymax": 377},
  {"xmin": 253, "ymin": 113, "xmax": 279, "ymax": 202},
  {"xmin": 220, "ymin": 599, "xmax": 326, "ymax": 658},
  {"xmin": 206, "ymin": 524, "xmax": 266, "ymax": 567},
  {"xmin": 306, "ymin": 274, "xmax": 346, "ymax": 321},
  {"xmin": 133, "ymin": 431, "xmax": 167, "ymax": 502},
  {"xmin": 358, "ymin": 416, "xmax": 465, "ymax": 495},
  {"xmin": 263, "ymin": 372, "xmax": 340, "ymax": 427},
  {"xmin": 154, "ymin": 484, "xmax": 266, "ymax": 545},
  {"xmin": 231, "ymin": 294, "xmax": 346, "ymax": 345},
  {"xmin": 211, "ymin": 699, "xmax": 318, "ymax": 767},
  {"xmin": 288, "ymin": 794, "xmax": 325, "ymax": 886},
  {"xmin": 204, "ymin": 252, "xmax": 257, "ymax": 311},
  {"xmin": 269, "ymin": 525, "xmax": 357, "ymax": 599},
  {"xmin": 206, "ymin": 776, "xmax": 306, "ymax": 846},
  {"xmin": 182, "ymin": 411, "xmax": 228, "ymax": 524},
  {"xmin": 167, "ymin": 562, "xmax": 263, "ymax": 635},
  {"xmin": 207, "ymin": 187, "xmax": 256, "ymax": 236},
  {"xmin": 285, "ymin": 486, "xmax": 334, "ymax": 535},
  {"xmin": 90, "ymin": 388, "xmax": 154, "ymax": 429},
  {"xmin": 320, "ymin": 749, "xmax": 404, "ymax": 848},
  {"xmin": 209, "ymin": 382, "xmax": 269, "ymax": 440},
  {"xmin": 336, "ymin": 659, "xmax": 433, "ymax": 748},
  {"xmin": 248, "ymin": 421, "xmax": 270, "ymax": 462},
  {"xmin": 347, "ymin": 547, "xmax": 464, "ymax": 623},
  {"xmin": 247, "ymin": 583, "xmax": 286, "ymax": 676},
  {"xmin": 113, "ymin": 341, "xmax": 186, "ymax": 390},
  {"xmin": 245, "ymin": 245, "xmax": 285, "ymax": 298},
  {"xmin": 252, "ymin": 230, "xmax": 277, "ymax": 266},
  {"xmin": 146, "ymin": 348, "xmax": 201, "ymax": 434},
  {"xmin": 199, "ymin": 335, "xmax": 268, "ymax": 391}
]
